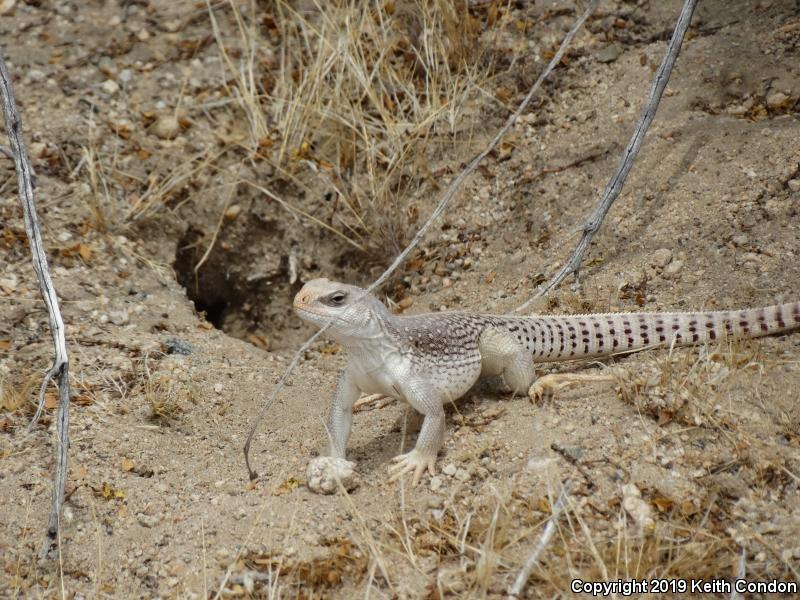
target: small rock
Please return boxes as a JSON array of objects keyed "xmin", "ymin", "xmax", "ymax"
[
  {"xmin": 398, "ymin": 297, "xmax": 414, "ymax": 309},
  {"xmin": 163, "ymin": 337, "xmax": 193, "ymax": 355},
  {"xmin": 163, "ymin": 19, "xmax": 182, "ymax": 33},
  {"xmin": 651, "ymin": 248, "xmax": 673, "ymax": 268},
  {"xmin": 213, "ymin": 382, "xmax": 224, "ymax": 394},
  {"xmin": 741, "ymin": 252, "xmax": 760, "ymax": 264},
  {"xmin": 152, "ymin": 115, "xmax": 181, "ymax": 140},
  {"xmin": 429, "ymin": 476, "xmax": 443, "ymax": 491},
  {"xmin": 27, "ymin": 69, "xmax": 46, "ymax": 83},
  {"xmin": 109, "ymin": 309, "xmax": 129, "ymax": 325},
  {"xmin": 224, "ymin": 204, "xmax": 241, "ymax": 220},
  {"xmin": 0, "ymin": 274, "xmax": 18, "ymax": 294},
  {"xmin": 732, "ymin": 234, "xmax": 749, "ymax": 246},
  {"xmin": 596, "ymin": 44, "xmax": 620, "ymax": 63},
  {"xmin": 306, "ymin": 456, "xmax": 359, "ymax": 495},
  {"xmin": 664, "ymin": 259, "xmax": 684, "ymax": 276},
  {"xmin": 0, "ymin": 0, "xmax": 17, "ymax": 16},
  {"xmin": 137, "ymin": 513, "xmax": 161, "ymax": 528},
  {"xmin": 621, "ymin": 483, "xmax": 653, "ymax": 534},
  {"xmin": 442, "ymin": 463, "xmax": 457, "ymax": 477},
  {"xmin": 788, "ymin": 179, "xmax": 800, "ymax": 193},
  {"xmin": 454, "ymin": 468, "xmax": 470, "ymax": 482},
  {"xmin": 118, "ymin": 69, "xmax": 133, "ymax": 84},
  {"xmin": 100, "ymin": 79, "xmax": 120, "ymax": 95},
  {"xmin": 766, "ymin": 91, "xmax": 791, "ymax": 110}
]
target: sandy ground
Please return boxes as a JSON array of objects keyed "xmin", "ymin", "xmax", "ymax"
[{"xmin": 1, "ymin": 0, "xmax": 799, "ymax": 598}]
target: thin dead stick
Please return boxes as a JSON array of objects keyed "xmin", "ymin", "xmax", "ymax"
[
  {"xmin": 242, "ymin": 0, "xmax": 599, "ymax": 480},
  {"xmin": 507, "ymin": 481, "xmax": 571, "ymax": 599},
  {"xmin": 522, "ymin": 0, "xmax": 698, "ymax": 308},
  {"xmin": 0, "ymin": 49, "xmax": 71, "ymax": 558},
  {"xmin": 730, "ymin": 548, "xmax": 746, "ymax": 600}
]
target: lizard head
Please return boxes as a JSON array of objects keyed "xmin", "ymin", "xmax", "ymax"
[{"xmin": 293, "ymin": 278, "xmax": 388, "ymax": 341}]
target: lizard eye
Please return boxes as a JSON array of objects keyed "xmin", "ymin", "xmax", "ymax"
[{"xmin": 326, "ymin": 291, "xmax": 347, "ymax": 306}]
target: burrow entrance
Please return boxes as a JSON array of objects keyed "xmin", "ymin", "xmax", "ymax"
[{"xmin": 173, "ymin": 209, "xmax": 370, "ymax": 350}]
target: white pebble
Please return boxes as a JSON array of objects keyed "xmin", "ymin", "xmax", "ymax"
[{"xmin": 101, "ymin": 79, "xmax": 119, "ymax": 95}]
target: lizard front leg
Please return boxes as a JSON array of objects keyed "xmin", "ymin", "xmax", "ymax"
[
  {"xmin": 388, "ymin": 379, "xmax": 445, "ymax": 486},
  {"xmin": 325, "ymin": 367, "xmax": 360, "ymax": 459}
]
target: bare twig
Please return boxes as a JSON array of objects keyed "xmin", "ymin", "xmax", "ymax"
[
  {"xmin": 730, "ymin": 548, "xmax": 746, "ymax": 600},
  {"xmin": 524, "ymin": 0, "xmax": 698, "ymax": 306},
  {"xmin": 0, "ymin": 143, "xmax": 12, "ymax": 159},
  {"xmin": 242, "ymin": 0, "xmax": 599, "ymax": 480},
  {"xmin": 0, "ymin": 49, "xmax": 71, "ymax": 558},
  {"xmin": 507, "ymin": 481, "xmax": 571, "ymax": 599}
]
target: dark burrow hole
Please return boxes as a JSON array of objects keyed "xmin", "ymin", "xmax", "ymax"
[
  {"xmin": 173, "ymin": 224, "xmax": 294, "ymax": 348},
  {"xmin": 172, "ymin": 214, "xmax": 370, "ymax": 349}
]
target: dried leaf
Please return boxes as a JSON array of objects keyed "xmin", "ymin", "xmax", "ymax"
[
  {"xmin": 0, "ymin": 339, "xmax": 11, "ymax": 351},
  {"xmin": 495, "ymin": 86, "xmax": 512, "ymax": 103},
  {"xmin": 73, "ymin": 464, "xmax": 87, "ymax": 480},
  {"xmin": 78, "ymin": 243, "xmax": 92, "ymax": 262},
  {"xmin": 121, "ymin": 458, "xmax": 135, "ymax": 472},
  {"xmin": 653, "ymin": 496, "xmax": 673, "ymax": 513},
  {"xmin": 74, "ymin": 393, "xmax": 94, "ymax": 406},
  {"xmin": 246, "ymin": 333, "xmax": 270, "ymax": 350},
  {"xmin": 273, "ymin": 477, "xmax": 301, "ymax": 496},
  {"xmin": 98, "ymin": 481, "xmax": 126, "ymax": 500}
]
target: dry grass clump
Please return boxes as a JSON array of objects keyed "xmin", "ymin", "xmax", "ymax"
[
  {"xmin": 208, "ymin": 0, "xmax": 497, "ymax": 258},
  {"xmin": 614, "ymin": 339, "xmax": 764, "ymax": 430},
  {"xmin": 0, "ymin": 372, "xmax": 37, "ymax": 414},
  {"xmin": 131, "ymin": 358, "xmax": 194, "ymax": 423}
]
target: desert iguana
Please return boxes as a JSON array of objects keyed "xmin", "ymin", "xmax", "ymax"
[{"xmin": 294, "ymin": 278, "xmax": 799, "ymax": 486}]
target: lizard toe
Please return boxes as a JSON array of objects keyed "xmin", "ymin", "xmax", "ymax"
[{"xmin": 388, "ymin": 450, "xmax": 436, "ymax": 485}]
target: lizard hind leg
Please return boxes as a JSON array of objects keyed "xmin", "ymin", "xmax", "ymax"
[{"xmin": 479, "ymin": 328, "xmax": 536, "ymax": 396}]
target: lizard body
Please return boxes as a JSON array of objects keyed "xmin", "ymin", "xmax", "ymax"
[{"xmin": 293, "ymin": 278, "xmax": 800, "ymax": 485}]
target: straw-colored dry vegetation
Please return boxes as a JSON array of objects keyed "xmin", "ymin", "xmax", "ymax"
[{"xmin": 1, "ymin": 0, "xmax": 799, "ymax": 598}]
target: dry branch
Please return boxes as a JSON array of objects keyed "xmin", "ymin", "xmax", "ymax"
[
  {"xmin": 507, "ymin": 481, "xmax": 571, "ymax": 599},
  {"xmin": 0, "ymin": 49, "xmax": 71, "ymax": 559},
  {"xmin": 524, "ymin": 0, "xmax": 698, "ymax": 306},
  {"xmin": 243, "ymin": 1, "xmax": 600, "ymax": 479}
]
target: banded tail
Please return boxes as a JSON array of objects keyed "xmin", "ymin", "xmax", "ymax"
[{"xmin": 527, "ymin": 301, "xmax": 800, "ymax": 361}]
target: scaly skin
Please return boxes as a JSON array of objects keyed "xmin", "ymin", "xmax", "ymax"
[{"xmin": 293, "ymin": 278, "xmax": 800, "ymax": 485}]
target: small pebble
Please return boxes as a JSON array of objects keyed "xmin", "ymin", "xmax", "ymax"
[
  {"xmin": 429, "ymin": 476, "xmax": 443, "ymax": 491},
  {"xmin": 442, "ymin": 463, "xmax": 457, "ymax": 477},
  {"xmin": 152, "ymin": 115, "xmax": 181, "ymax": 140},
  {"xmin": 788, "ymin": 179, "xmax": 800, "ymax": 193},
  {"xmin": 109, "ymin": 309, "xmax": 129, "ymax": 325},
  {"xmin": 213, "ymin": 382, "xmax": 224, "ymax": 394},
  {"xmin": 28, "ymin": 69, "xmax": 46, "ymax": 83},
  {"xmin": 732, "ymin": 234, "xmax": 749, "ymax": 246},
  {"xmin": 664, "ymin": 260, "xmax": 684, "ymax": 276},
  {"xmin": 224, "ymin": 204, "xmax": 241, "ymax": 220},
  {"xmin": 651, "ymin": 248, "xmax": 673, "ymax": 268},
  {"xmin": 100, "ymin": 79, "xmax": 120, "ymax": 95},
  {"xmin": 454, "ymin": 468, "xmax": 470, "ymax": 482},
  {"xmin": 137, "ymin": 513, "xmax": 161, "ymax": 528}
]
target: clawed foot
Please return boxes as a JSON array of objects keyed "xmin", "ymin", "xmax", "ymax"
[
  {"xmin": 353, "ymin": 393, "xmax": 395, "ymax": 413},
  {"xmin": 528, "ymin": 374, "xmax": 569, "ymax": 403},
  {"xmin": 388, "ymin": 450, "xmax": 436, "ymax": 486},
  {"xmin": 528, "ymin": 372, "xmax": 617, "ymax": 403}
]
